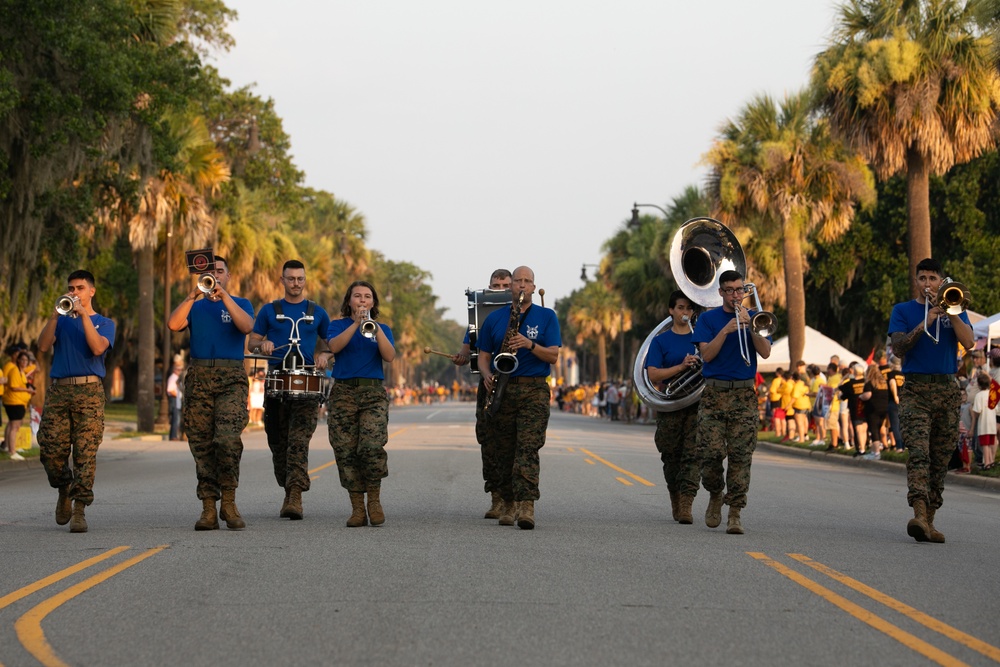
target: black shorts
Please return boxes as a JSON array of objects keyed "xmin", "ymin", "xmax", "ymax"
[{"xmin": 3, "ymin": 404, "xmax": 26, "ymax": 421}]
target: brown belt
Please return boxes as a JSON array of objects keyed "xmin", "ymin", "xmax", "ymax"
[
  {"xmin": 52, "ymin": 375, "xmax": 101, "ymax": 386},
  {"xmin": 190, "ymin": 358, "xmax": 244, "ymax": 368},
  {"xmin": 704, "ymin": 378, "xmax": 755, "ymax": 389},
  {"xmin": 508, "ymin": 376, "xmax": 548, "ymax": 384}
]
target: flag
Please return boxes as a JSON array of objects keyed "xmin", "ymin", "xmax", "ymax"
[
  {"xmin": 865, "ymin": 347, "xmax": 875, "ymax": 365},
  {"xmin": 989, "ymin": 378, "xmax": 1000, "ymax": 410}
]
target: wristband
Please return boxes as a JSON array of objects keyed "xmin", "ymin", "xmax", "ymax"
[{"xmin": 530, "ymin": 341, "xmax": 536, "ymax": 351}]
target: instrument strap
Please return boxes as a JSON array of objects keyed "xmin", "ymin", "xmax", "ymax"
[{"xmin": 271, "ymin": 299, "xmax": 316, "ymax": 318}]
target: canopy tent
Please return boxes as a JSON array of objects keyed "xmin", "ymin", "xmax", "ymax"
[
  {"xmin": 756, "ymin": 326, "xmax": 865, "ymax": 373},
  {"xmin": 972, "ymin": 312, "xmax": 1000, "ymax": 342}
]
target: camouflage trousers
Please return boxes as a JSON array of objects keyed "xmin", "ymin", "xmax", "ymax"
[
  {"xmin": 488, "ymin": 380, "xmax": 550, "ymax": 502},
  {"xmin": 900, "ymin": 379, "xmax": 960, "ymax": 510},
  {"xmin": 475, "ymin": 378, "xmax": 503, "ymax": 493},
  {"xmin": 654, "ymin": 402, "xmax": 701, "ymax": 497},
  {"xmin": 697, "ymin": 385, "xmax": 758, "ymax": 509},
  {"xmin": 37, "ymin": 382, "xmax": 105, "ymax": 505},
  {"xmin": 183, "ymin": 365, "xmax": 248, "ymax": 500},
  {"xmin": 327, "ymin": 383, "xmax": 389, "ymax": 493},
  {"xmin": 264, "ymin": 394, "xmax": 320, "ymax": 492}
]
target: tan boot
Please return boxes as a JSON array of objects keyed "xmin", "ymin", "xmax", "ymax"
[
  {"xmin": 195, "ymin": 497, "xmax": 219, "ymax": 531},
  {"xmin": 284, "ymin": 487, "xmax": 303, "ymax": 521},
  {"xmin": 498, "ymin": 499, "xmax": 516, "ymax": 526},
  {"xmin": 705, "ymin": 491, "xmax": 724, "ymax": 528},
  {"xmin": 347, "ymin": 492, "xmax": 367, "ymax": 527},
  {"xmin": 517, "ymin": 500, "xmax": 535, "ymax": 530},
  {"xmin": 484, "ymin": 491, "xmax": 503, "ymax": 519},
  {"xmin": 669, "ymin": 491, "xmax": 680, "ymax": 521},
  {"xmin": 220, "ymin": 489, "xmax": 246, "ymax": 530},
  {"xmin": 907, "ymin": 499, "xmax": 930, "ymax": 542},
  {"xmin": 367, "ymin": 485, "xmax": 385, "ymax": 526},
  {"xmin": 55, "ymin": 486, "xmax": 72, "ymax": 525},
  {"xmin": 279, "ymin": 488, "xmax": 292, "ymax": 518},
  {"xmin": 69, "ymin": 500, "xmax": 88, "ymax": 533},
  {"xmin": 925, "ymin": 507, "xmax": 945, "ymax": 543},
  {"xmin": 677, "ymin": 495, "xmax": 694, "ymax": 525},
  {"xmin": 726, "ymin": 506, "xmax": 744, "ymax": 535}
]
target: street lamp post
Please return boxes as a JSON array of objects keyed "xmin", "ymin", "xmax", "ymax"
[{"xmin": 630, "ymin": 202, "xmax": 670, "ymax": 225}]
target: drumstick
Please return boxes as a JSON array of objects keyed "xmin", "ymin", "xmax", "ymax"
[
  {"xmin": 539, "ymin": 288, "xmax": 545, "ymax": 308},
  {"xmin": 423, "ymin": 346, "xmax": 454, "ymax": 359}
]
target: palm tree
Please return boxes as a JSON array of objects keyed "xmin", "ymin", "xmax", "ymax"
[
  {"xmin": 813, "ymin": 0, "xmax": 1000, "ymax": 292},
  {"xmin": 567, "ymin": 280, "xmax": 632, "ymax": 382},
  {"xmin": 704, "ymin": 91, "xmax": 875, "ymax": 365}
]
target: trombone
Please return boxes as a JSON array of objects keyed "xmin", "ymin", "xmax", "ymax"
[
  {"xmin": 924, "ymin": 278, "xmax": 971, "ymax": 344},
  {"xmin": 734, "ymin": 283, "xmax": 776, "ymax": 366}
]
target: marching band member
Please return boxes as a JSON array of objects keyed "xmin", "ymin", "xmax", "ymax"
[{"xmin": 248, "ymin": 260, "xmax": 331, "ymax": 521}]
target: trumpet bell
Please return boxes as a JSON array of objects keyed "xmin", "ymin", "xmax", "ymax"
[
  {"xmin": 669, "ymin": 217, "xmax": 747, "ymax": 308},
  {"xmin": 56, "ymin": 295, "xmax": 79, "ymax": 317},
  {"xmin": 197, "ymin": 273, "xmax": 216, "ymax": 294},
  {"xmin": 360, "ymin": 319, "xmax": 378, "ymax": 339}
]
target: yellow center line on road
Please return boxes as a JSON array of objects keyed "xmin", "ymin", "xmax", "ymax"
[
  {"xmin": 308, "ymin": 460, "xmax": 337, "ymax": 475},
  {"xmin": 748, "ymin": 552, "xmax": 970, "ymax": 667},
  {"xmin": 788, "ymin": 553, "xmax": 1000, "ymax": 663},
  {"xmin": 584, "ymin": 459, "xmax": 595, "ymax": 465},
  {"xmin": 15, "ymin": 545, "xmax": 169, "ymax": 667},
  {"xmin": 0, "ymin": 546, "xmax": 130, "ymax": 611},
  {"xmin": 615, "ymin": 477, "xmax": 633, "ymax": 486},
  {"xmin": 579, "ymin": 448, "xmax": 655, "ymax": 487},
  {"xmin": 389, "ymin": 427, "xmax": 410, "ymax": 439}
]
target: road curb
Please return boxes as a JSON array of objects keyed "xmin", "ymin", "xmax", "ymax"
[{"xmin": 757, "ymin": 441, "xmax": 1000, "ymax": 493}]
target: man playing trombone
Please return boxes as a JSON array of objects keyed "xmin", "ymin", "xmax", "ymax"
[
  {"xmin": 888, "ymin": 258, "xmax": 973, "ymax": 544},
  {"xmin": 692, "ymin": 270, "xmax": 771, "ymax": 535}
]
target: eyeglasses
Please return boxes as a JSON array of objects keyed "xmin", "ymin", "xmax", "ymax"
[
  {"xmin": 283, "ymin": 277, "xmax": 306, "ymax": 283},
  {"xmin": 720, "ymin": 287, "xmax": 746, "ymax": 295}
]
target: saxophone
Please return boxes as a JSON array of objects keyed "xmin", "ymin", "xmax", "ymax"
[{"xmin": 483, "ymin": 290, "xmax": 525, "ymax": 418}]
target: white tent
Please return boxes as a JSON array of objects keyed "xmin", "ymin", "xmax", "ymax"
[
  {"xmin": 972, "ymin": 312, "xmax": 1000, "ymax": 342},
  {"xmin": 756, "ymin": 326, "xmax": 865, "ymax": 373}
]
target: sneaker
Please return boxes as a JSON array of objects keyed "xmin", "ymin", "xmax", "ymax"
[{"xmin": 9, "ymin": 452, "xmax": 25, "ymax": 461}]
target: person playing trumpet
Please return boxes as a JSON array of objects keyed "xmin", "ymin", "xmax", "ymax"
[
  {"xmin": 645, "ymin": 290, "xmax": 702, "ymax": 523},
  {"xmin": 168, "ymin": 255, "xmax": 255, "ymax": 531},
  {"xmin": 37, "ymin": 270, "xmax": 116, "ymax": 533},
  {"xmin": 888, "ymin": 258, "xmax": 973, "ymax": 544},
  {"xmin": 692, "ymin": 270, "xmax": 771, "ymax": 535}
]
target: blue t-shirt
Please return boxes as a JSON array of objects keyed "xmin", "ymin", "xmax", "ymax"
[
  {"xmin": 692, "ymin": 306, "xmax": 770, "ymax": 381},
  {"xmin": 888, "ymin": 300, "xmax": 970, "ymax": 375},
  {"xmin": 50, "ymin": 314, "xmax": 116, "ymax": 379},
  {"xmin": 252, "ymin": 300, "xmax": 331, "ymax": 367},
  {"xmin": 477, "ymin": 304, "xmax": 561, "ymax": 378},
  {"xmin": 326, "ymin": 318, "xmax": 394, "ymax": 380},
  {"xmin": 646, "ymin": 329, "xmax": 696, "ymax": 372},
  {"xmin": 187, "ymin": 297, "xmax": 255, "ymax": 360}
]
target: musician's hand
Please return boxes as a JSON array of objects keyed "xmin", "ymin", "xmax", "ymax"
[
  {"xmin": 482, "ymin": 371, "xmax": 494, "ymax": 392},
  {"xmin": 722, "ymin": 318, "xmax": 740, "ymax": 335},
  {"xmin": 315, "ymin": 353, "xmax": 331, "ymax": 370},
  {"xmin": 683, "ymin": 354, "xmax": 699, "ymax": 368},
  {"xmin": 452, "ymin": 353, "xmax": 469, "ymax": 366},
  {"xmin": 258, "ymin": 341, "xmax": 275, "ymax": 355},
  {"xmin": 509, "ymin": 333, "xmax": 532, "ymax": 351},
  {"xmin": 926, "ymin": 304, "xmax": 943, "ymax": 325}
]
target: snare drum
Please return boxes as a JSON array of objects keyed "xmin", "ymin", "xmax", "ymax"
[{"xmin": 265, "ymin": 369, "xmax": 331, "ymax": 400}]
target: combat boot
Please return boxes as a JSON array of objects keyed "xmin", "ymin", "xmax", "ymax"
[
  {"xmin": 284, "ymin": 487, "xmax": 303, "ymax": 521},
  {"xmin": 925, "ymin": 506, "xmax": 945, "ymax": 543},
  {"xmin": 347, "ymin": 492, "xmax": 367, "ymax": 527},
  {"xmin": 669, "ymin": 491, "xmax": 680, "ymax": 521},
  {"xmin": 195, "ymin": 497, "xmax": 219, "ymax": 531},
  {"xmin": 705, "ymin": 491, "xmax": 724, "ymax": 528},
  {"xmin": 367, "ymin": 485, "xmax": 385, "ymax": 526},
  {"xmin": 726, "ymin": 507, "xmax": 744, "ymax": 535},
  {"xmin": 279, "ymin": 488, "xmax": 292, "ymax": 518},
  {"xmin": 484, "ymin": 491, "xmax": 503, "ymax": 519},
  {"xmin": 69, "ymin": 500, "xmax": 88, "ymax": 533},
  {"xmin": 219, "ymin": 489, "xmax": 246, "ymax": 530},
  {"xmin": 498, "ymin": 499, "xmax": 516, "ymax": 526},
  {"xmin": 55, "ymin": 486, "xmax": 72, "ymax": 525},
  {"xmin": 516, "ymin": 500, "xmax": 535, "ymax": 530},
  {"xmin": 677, "ymin": 495, "xmax": 694, "ymax": 525},
  {"xmin": 907, "ymin": 499, "xmax": 930, "ymax": 542}
]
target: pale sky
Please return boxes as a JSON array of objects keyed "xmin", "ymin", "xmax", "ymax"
[{"xmin": 216, "ymin": 1, "xmax": 841, "ymax": 327}]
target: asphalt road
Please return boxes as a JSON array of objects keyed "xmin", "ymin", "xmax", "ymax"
[{"xmin": 1, "ymin": 403, "xmax": 998, "ymax": 667}]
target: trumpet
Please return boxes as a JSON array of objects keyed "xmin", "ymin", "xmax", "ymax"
[
  {"xmin": 359, "ymin": 309, "xmax": 378, "ymax": 339},
  {"xmin": 924, "ymin": 278, "xmax": 971, "ymax": 343},
  {"xmin": 197, "ymin": 273, "xmax": 217, "ymax": 294},
  {"xmin": 734, "ymin": 283, "xmax": 776, "ymax": 366},
  {"xmin": 56, "ymin": 295, "xmax": 80, "ymax": 317}
]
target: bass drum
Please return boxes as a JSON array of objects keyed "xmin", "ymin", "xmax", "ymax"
[{"xmin": 632, "ymin": 217, "xmax": 746, "ymax": 412}]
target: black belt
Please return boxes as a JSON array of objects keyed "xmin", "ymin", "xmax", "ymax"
[
  {"xmin": 52, "ymin": 375, "xmax": 101, "ymax": 386},
  {"xmin": 337, "ymin": 378, "xmax": 383, "ymax": 387},
  {"xmin": 190, "ymin": 358, "xmax": 244, "ymax": 368},
  {"xmin": 704, "ymin": 378, "xmax": 754, "ymax": 389},
  {"xmin": 906, "ymin": 373, "xmax": 954, "ymax": 384},
  {"xmin": 508, "ymin": 376, "xmax": 548, "ymax": 384}
]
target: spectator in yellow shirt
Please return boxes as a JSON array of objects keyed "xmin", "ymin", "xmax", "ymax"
[
  {"xmin": 769, "ymin": 369, "xmax": 787, "ymax": 439},
  {"xmin": 3, "ymin": 351, "xmax": 36, "ymax": 460}
]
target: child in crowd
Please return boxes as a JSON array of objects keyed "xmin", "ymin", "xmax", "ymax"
[{"xmin": 971, "ymin": 373, "xmax": 997, "ymax": 470}]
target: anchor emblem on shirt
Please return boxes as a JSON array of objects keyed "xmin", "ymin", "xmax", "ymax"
[{"xmin": 221, "ymin": 310, "xmax": 232, "ymax": 323}]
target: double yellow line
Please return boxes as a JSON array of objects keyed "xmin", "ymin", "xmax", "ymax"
[
  {"xmin": 750, "ymin": 552, "xmax": 1000, "ymax": 666},
  {"xmin": 2, "ymin": 545, "xmax": 168, "ymax": 667},
  {"xmin": 572, "ymin": 447, "xmax": 655, "ymax": 487}
]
